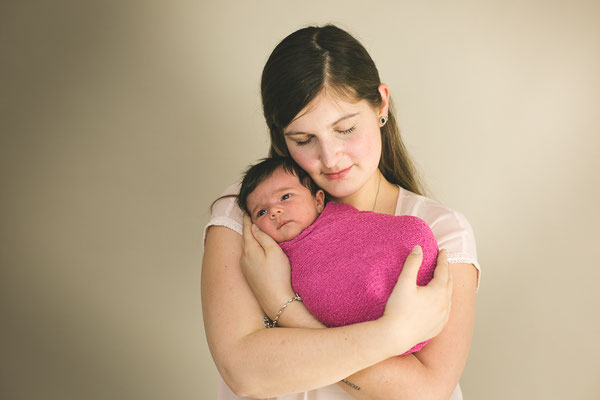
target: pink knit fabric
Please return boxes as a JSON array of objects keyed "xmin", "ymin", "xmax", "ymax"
[{"xmin": 279, "ymin": 201, "xmax": 439, "ymax": 355}]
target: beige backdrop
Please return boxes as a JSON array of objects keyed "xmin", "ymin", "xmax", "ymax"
[{"xmin": 2, "ymin": 1, "xmax": 599, "ymax": 399}]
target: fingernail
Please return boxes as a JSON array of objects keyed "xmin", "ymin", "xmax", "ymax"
[
  {"xmin": 411, "ymin": 245, "xmax": 422, "ymax": 255},
  {"xmin": 252, "ymin": 224, "xmax": 259, "ymax": 232}
]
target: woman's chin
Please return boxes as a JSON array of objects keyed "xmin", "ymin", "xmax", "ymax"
[
  {"xmin": 324, "ymin": 186, "xmax": 359, "ymax": 201},
  {"xmin": 316, "ymin": 178, "xmax": 357, "ymax": 198}
]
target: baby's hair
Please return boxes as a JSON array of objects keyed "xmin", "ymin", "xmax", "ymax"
[{"xmin": 237, "ymin": 157, "xmax": 322, "ymax": 216}]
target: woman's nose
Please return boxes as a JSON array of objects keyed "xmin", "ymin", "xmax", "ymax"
[{"xmin": 319, "ymin": 138, "xmax": 343, "ymax": 169}]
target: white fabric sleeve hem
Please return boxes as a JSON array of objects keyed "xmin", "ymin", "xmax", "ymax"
[
  {"xmin": 447, "ymin": 251, "xmax": 481, "ymax": 293},
  {"xmin": 203, "ymin": 217, "xmax": 243, "ymax": 248}
]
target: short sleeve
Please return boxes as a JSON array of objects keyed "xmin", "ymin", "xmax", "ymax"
[
  {"xmin": 429, "ymin": 208, "xmax": 481, "ymax": 291},
  {"xmin": 203, "ymin": 183, "xmax": 244, "ymax": 249},
  {"xmin": 396, "ymin": 187, "xmax": 481, "ymax": 292}
]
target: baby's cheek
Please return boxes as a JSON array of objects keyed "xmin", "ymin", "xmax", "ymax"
[{"xmin": 255, "ymin": 220, "xmax": 270, "ymax": 234}]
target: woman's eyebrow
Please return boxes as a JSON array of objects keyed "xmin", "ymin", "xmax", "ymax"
[
  {"xmin": 283, "ymin": 131, "xmax": 306, "ymax": 137},
  {"xmin": 284, "ymin": 112, "xmax": 359, "ymax": 136},
  {"xmin": 331, "ymin": 112, "xmax": 359, "ymax": 126}
]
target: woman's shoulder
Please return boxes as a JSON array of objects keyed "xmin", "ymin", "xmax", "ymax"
[
  {"xmin": 395, "ymin": 187, "xmax": 471, "ymax": 229},
  {"xmin": 203, "ymin": 182, "xmax": 244, "ymax": 247}
]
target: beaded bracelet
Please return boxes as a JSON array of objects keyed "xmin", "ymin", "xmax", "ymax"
[{"xmin": 263, "ymin": 293, "xmax": 302, "ymax": 328}]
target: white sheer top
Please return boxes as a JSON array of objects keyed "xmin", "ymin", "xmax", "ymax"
[{"xmin": 204, "ymin": 183, "xmax": 481, "ymax": 399}]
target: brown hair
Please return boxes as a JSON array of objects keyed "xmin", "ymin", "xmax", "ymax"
[
  {"xmin": 237, "ymin": 157, "xmax": 323, "ymax": 216},
  {"xmin": 210, "ymin": 157, "xmax": 325, "ymax": 215},
  {"xmin": 261, "ymin": 24, "xmax": 425, "ymax": 195}
]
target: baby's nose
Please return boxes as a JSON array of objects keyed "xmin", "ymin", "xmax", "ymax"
[{"xmin": 269, "ymin": 209, "xmax": 282, "ymax": 218}]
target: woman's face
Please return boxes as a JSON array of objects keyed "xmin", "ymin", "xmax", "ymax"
[{"xmin": 283, "ymin": 86, "xmax": 389, "ymax": 201}]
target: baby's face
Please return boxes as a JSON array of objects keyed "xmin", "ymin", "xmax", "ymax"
[{"xmin": 246, "ymin": 168, "xmax": 324, "ymax": 243}]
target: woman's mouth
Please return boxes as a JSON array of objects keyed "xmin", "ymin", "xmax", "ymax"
[{"xmin": 323, "ymin": 166, "xmax": 352, "ymax": 180}]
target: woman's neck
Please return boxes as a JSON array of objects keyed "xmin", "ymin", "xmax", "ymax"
[{"xmin": 334, "ymin": 171, "xmax": 399, "ymax": 215}]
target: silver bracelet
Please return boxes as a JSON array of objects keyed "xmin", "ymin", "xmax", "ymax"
[{"xmin": 263, "ymin": 293, "xmax": 302, "ymax": 328}]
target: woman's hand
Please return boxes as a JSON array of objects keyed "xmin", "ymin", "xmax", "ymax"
[
  {"xmin": 240, "ymin": 214, "xmax": 296, "ymax": 319},
  {"xmin": 381, "ymin": 245, "xmax": 453, "ymax": 354}
]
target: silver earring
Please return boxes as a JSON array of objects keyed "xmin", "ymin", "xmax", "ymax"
[{"xmin": 379, "ymin": 115, "xmax": 388, "ymax": 126}]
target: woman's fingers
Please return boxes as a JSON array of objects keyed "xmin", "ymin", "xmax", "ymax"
[
  {"xmin": 434, "ymin": 249, "xmax": 454, "ymax": 309},
  {"xmin": 251, "ymin": 223, "xmax": 279, "ymax": 252},
  {"xmin": 241, "ymin": 214, "xmax": 265, "ymax": 273},
  {"xmin": 242, "ymin": 214, "xmax": 260, "ymax": 250},
  {"xmin": 242, "ymin": 214, "xmax": 252, "ymax": 243},
  {"xmin": 432, "ymin": 249, "xmax": 452, "ymax": 324},
  {"xmin": 239, "ymin": 216, "xmax": 293, "ymax": 318},
  {"xmin": 432, "ymin": 248, "xmax": 450, "ymax": 286},
  {"xmin": 382, "ymin": 244, "xmax": 455, "ymax": 351},
  {"xmin": 242, "ymin": 215, "xmax": 278, "ymax": 253},
  {"xmin": 446, "ymin": 260, "xmax": 454, "ymax": 302},
  {"xmin": 397, "ymin": 245, "xmax": 423, "ymax": 286}
]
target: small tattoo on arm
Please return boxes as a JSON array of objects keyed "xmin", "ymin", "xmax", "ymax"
[{"xmin": 341, "ymin": 379, "xmax": 361, "ymax": 391}]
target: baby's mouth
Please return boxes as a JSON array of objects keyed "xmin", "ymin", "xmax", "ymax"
[{"xmin": 278, "ymin": 220, "xmax": 291, "ymax": 229}]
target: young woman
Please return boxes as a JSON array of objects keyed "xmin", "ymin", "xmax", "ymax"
[{"xmin": 202, "ymin": 25, "xmax": 480, "ymax": 399}]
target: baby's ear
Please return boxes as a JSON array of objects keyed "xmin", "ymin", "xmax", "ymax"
[{"xmin": 315, "ymin": 190, "xmax": 325, "ymax": 212}]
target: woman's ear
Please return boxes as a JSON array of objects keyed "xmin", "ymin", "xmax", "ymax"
[
  {"xmin": 315, "ymin": 190, "xmax": 325, "ymax": 213},
  {"xmin": 377, "ymin": 83, "xmax": 390, "ymax": 117}
]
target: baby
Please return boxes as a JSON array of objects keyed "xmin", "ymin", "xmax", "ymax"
[{"xmin": 238, "ymin": 157, "xmax": 439, "ymax": 355}]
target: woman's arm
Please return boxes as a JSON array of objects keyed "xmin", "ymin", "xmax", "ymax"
[
  {"xmin": 202, "ymin": 226, "xmax": 452, "ymax": 398},
  {"xmin": 274, "ymin": 256, "xmax": 475, "ymax": 400},
  {"xmin": 336, "ymin": 262, "xmax": 478, "ymax": 400}
]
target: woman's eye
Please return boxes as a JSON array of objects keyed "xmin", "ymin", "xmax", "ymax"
[
  {"xmin": 294, "ymin": 137, "xmax": 313, "ymax": 146},
  {"xmin": 257, "ymin": 209, "xmax": 267, "ymax": 217},
  {"xmin": 338, "ymin": 126, "xmax": 355, "ymax": 135},
  {"xmin": 281, "ymin": 193, "xmax": 291, "ymax": 200}
]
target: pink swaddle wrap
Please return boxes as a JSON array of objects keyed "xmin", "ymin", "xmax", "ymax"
[{"xmin": 279, "ymin": 201, "xmax": 439, "ymax": 355}]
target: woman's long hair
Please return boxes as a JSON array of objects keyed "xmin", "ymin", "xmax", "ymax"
[{"xmin": 261, "ymin": 24, "xmax": 425, "ymax": 196}]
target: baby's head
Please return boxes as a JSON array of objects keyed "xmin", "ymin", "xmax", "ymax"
[{"xmin": 238, "ymin": 157, "xmax": 325, "ymax": 243}]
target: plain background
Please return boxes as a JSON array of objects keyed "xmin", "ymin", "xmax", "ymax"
[{"xmin": 2, "ymin": 1, "xmax": 599, "ymax": 399}]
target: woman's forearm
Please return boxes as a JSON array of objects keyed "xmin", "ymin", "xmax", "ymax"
[
  {"xmin": 272, "ymin": 264, "xmax": 476, "ymax": 400},
  {"xmin": 337, "ymin": 355, "xmax": 437, "ymax": 400},
  {"xmin": 227, "ymin": 319, "xmax": 413, "ymax": 398},
  {"xmin": 204, "ymin": 227, "xmax": 456, "ymax": 398},
  {"xmin": 336, "ymin": 262, "xmax": 478, "ymax": 400},
  {"xmin": 274, "ymin": 301, "xmax": 439, "ymax": 399},
  {"xmin": 276, "ymin": 299, "xmax": 439, "ymax": 400},
  {"xmin": 205, "ymin": 228, "xmax": 413, "ymax": 398}
]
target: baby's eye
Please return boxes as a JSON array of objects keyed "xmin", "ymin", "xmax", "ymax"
[
  {"xmin": 281, "ymin": 193, "xmax": 291, "ymax": 201},
  {"xmin": 257, "ymin": 209, "xmax": 267, "ymax": 217}
]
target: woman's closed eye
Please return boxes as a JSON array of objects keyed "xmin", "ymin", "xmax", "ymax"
[
  {"xmin": 293, "ymin": 127, "xmax": 355, "ymax": 146},
  {"xmin": 337, "ymin": 126, "xmax": 355, "ymax": 135},
  {"xmin": 294, "ymin": 136, "xmax": 313, "ymax": 146}
]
